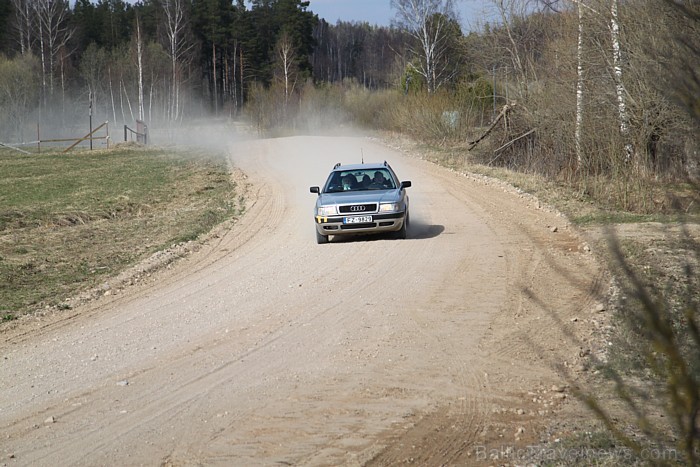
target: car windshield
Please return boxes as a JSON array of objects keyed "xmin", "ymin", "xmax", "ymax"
[{"xmin": 325, "ymin": 169, "xmax": 395, "ymax": 193}]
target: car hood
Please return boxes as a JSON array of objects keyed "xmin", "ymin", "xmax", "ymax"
[{"xmin": 318, "ymin": 190, "xmax": 402, "ymax": 205}]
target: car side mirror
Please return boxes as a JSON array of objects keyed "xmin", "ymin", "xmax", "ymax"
[
  {"xmin": 400, "ymin": 181, "xmax": 412, "ymax": 189},
  {"xmin": 310, "ymin": 186, "xmax": 320, "ymax": 194}
]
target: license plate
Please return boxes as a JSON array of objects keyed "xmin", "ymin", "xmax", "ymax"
[{"xmin": 344, "ymin": 216, "xmax": 372, "ymax": 224}]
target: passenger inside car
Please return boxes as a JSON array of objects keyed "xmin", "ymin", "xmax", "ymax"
[
  {"xmin": 342, "ymin": 174, "xmax": 356, "ymax": 191},
  {"xmin": 369, "ymin": 171, "xmax": 390, "ymax": 189},
  {"xmin": 361, "ymin": 174, "xmax": 371, "ymax": 188}
]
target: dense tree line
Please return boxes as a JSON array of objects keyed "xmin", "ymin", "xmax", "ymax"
[
  {"xmin": 0, "ymin": 0, "xmax": 493, "ymax": 138},
  {"xmin": 0, "ymin": 0, "xmax": 326, "ymax": 134},
  {"xmin": 0, "ymin": 0, "xmax": 697, "ymax": 193},
  {"xmin": 0, "ymin": 0, "xmax": 423, "ymax": 137},
  {"xmin": 311, "ymin": 19, "xmax": 411, "ymax": 89}
]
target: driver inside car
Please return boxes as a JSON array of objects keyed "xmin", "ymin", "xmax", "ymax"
[
  {"xmin": 342, "ymin": 175, "xmax": 356, "ymax": 191},
  {"xmin": 369, "ymin": 171, "xmax": 388, "ymax": 189}
]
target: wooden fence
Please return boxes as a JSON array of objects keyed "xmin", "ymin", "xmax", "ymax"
[{"xmin": 0, "ymin": 121, "xmax": 111, "ymax": 153}]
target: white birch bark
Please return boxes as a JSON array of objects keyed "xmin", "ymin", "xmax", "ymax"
[
  {"xmin": 275, "ymin": 31, "xmax": 297, "ymax": 109},
  {"xmin": 575, "ymin": 0, "xmax": 585, "ymax": 165},
  {"xmin": 136, "ymin": 17, "xmax": 144, "ymax": 122},
  {"xmin": 610, "ymin": 0, "xmax": 633, "ymax": 161},
  {"xmin": 391, "ymin": 0, "xmax": 455, "ymax": 93},
  {"xmin": 573, "ymin": 0, "xmax": 633, "ymax": 163},
  {"xmin": 33, "ymin": 0, "xmax": 73, "ymax": 102},
  {"xmin": 10, "ymin": 0, "xmax": 33, "ymax": 56},
  {"xmin": 162, "ymin": 0, "xmax": 192, "ymax": 122},
  {"xmin": 38, "ymin": 18, "xmax": 47, "ymax": 107}
]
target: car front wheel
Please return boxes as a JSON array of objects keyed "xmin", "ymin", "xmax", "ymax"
[
  {"xmin": 316, "ymin": 229, "xmax": 329, "ymax": 244},
  {"xmin": 395, "ymin": 212, "xmax": 408, "ymax": 239}
]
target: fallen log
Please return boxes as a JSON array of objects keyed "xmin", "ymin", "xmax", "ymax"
[{"xmin": 468, "ymin": 103, "xmax": 515, "ymax": 150}]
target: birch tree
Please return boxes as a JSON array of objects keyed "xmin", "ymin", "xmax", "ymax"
[
  {"xmin": 573, "ymin": 0, "xmax": 632, "ymax": 163},
  {"xmin": 491, "ymin": 0, "xmax": 548, "ymax": 101},
  {"xmin": 273, "ymin": 29, "xmax": 298, "ymax": 111},
  {"xmin": 10, "ymin": 0, "xmax": 33, "ymax": 56},
  {"xmin": 609, "ymin": 0, "xmax": 632, "ymax": 161},
  {"xmin": 391, "ymin": 0, "xmax": 457, "ymax": 93},
  {"xmin": 492, "ymin": 0, "xmax": 528, "ymax": 98},
  {"xmin": 575, "ymin": 0, "xmax": 584, "ymax": 165},
  {"xmin": 33, "ymin": 0, "xmax": 73, "ymax": 105},
  {"xmin": 161, "ymin": 0, "xmax": 192, "ymax": 122},
  {"xmin": 135, "ymin": 15, "xmax": 144, "ymax": 122},
  {"xmin": 543, "ymin": 0, "xmax": 633, "ymax": 166},
  {"xmin": 79, "ymin": 43, "xmax": 108, "ymax": 121}
]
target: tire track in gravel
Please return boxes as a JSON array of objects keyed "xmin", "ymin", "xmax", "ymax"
[
  {"xmin": 364, "ymin": 149, "xmax": 603, "ymax": 463},
  {"xmin": 363, "ymin": 156, "xmax": 503, "ymax": 465},
  {"xmin": 427, "ymin": 160, "xmax": 603, "ymax": 370}
]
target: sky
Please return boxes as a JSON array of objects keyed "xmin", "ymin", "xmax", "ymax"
[
  {"xmin": 307, "ymin": 0, "xmax": 499, "ymax": 30},
  {"xmin": 114, "ymin": 0, "xmax": 499, "ymax": 32}
]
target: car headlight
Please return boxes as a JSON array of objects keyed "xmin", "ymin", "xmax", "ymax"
[
  {"xmin": 317, "ymin": 205, "xmax": 338, "ymax": 216},
  {"xmin": 379, "ymin": 203, "xmax": 400, "ymax": 212}
]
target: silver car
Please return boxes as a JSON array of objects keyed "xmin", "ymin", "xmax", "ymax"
[{"xmin": 309, "ymin": 161, "xmax": 412, "ymax": 244}]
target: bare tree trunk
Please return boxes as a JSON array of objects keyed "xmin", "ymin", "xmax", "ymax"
[
  {"xmin": 239, "ymin": 46, "xmax": 244, "ymax": 113},
  {"xmin": 212, "ymin": 43, "xmax": 218, "ymax": 115},
  {"xmin": 575, "ymin": 0, "xmax": 585, "ymax": 167},
  {"xmin": 162, "ymin": 0, "xmax": 191, "ymax": 122},
  {"xmin": 610, "ymin": 0, "xmax": 633, "ymax": 161},
  {"xmin": 391, "ymin": 0, "xmax": 456, "ymax": 93},
  {"xmin": 122, "ymin": 79, "xmax": 134, "ymax": 123},
  {"xmin": 493, "ymin": 0, "xmax": 529, "ymax": 99},
  {"xmin": 32, "ymin": 0, "xmax": 74, "ymax": 111},
  {"xmin": 570, "ymin": 0, "xmax": 634, "ymax": 164},
  {"xmin": 38, "ymin": 28, "xmax": 46, "ymax": 108},
  {"xmin": 223, "ymin": 53, "xmax": 229, "ymax": 109},
  {"xmin": 10, "ymin": 0, "xmax": 33, "ymax": 56},
  {"xmin": 149, "ymin": 74, "xmax": 154, "ymax": 123},
  {"xmin": 336, "ymin": 41, "xmax": 342, "ymax": 81},
  {"xmin": 119, "ymin": 79, "xmax": 126, "ymax": 124},
  {"xmin": 232, "ymin": 41, "xmax": 238, "ymax": 116},
  {"xmin": 109, "ymin": 66, "xmax": 117, "ymax": 126},
  {"xmin": 60, "ymin": 48, "xmax": 66, "ymax": 120},
  {"xmin": 136, "ymin": 16, "xmax": 145, "ymax": 122},
  {"xmin": 274, "ymin": 30, "xmax": 299, "ymax": 117}
]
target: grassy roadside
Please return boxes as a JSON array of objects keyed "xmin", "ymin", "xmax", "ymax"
[
  {"xmin": 0, "ymin": 145, "xmax": 241, "ymax": 321},
  {"xmin": 387, "ymin": 135, "xmax": 700, "ymax": 225}
]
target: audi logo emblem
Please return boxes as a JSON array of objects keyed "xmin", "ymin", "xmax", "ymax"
[{"xmin": 350, "ymin": 205, "xmax": 366, "ymax": 212}]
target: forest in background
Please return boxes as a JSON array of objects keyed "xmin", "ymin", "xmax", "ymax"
[
  {"xmin": 0, "ymin": 0, "xmax": 416, "ymax": 136},
  {"xmin": 0, "ymin": 0, "xmax": 698, "ymax": 213},
  {"xmin": 2, "ymin": 2, "xmax": 699, "ymax": 462}
]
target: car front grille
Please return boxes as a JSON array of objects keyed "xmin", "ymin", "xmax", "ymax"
[
  {"xmin": 340, "ymin": 223, "xmax": 375, "ymax": 230},
  {"xmin": 338, "ymin": 203, "xmax": 377, "ymax": 214}
]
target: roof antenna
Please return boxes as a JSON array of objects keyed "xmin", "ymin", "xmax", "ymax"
[{"xmin": 361, "ymin": 148, "xmax": 364, "ymax": 164}]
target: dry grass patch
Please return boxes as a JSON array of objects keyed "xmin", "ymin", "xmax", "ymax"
[{"xmin": 0, "ymin": 146, "xmax": 241, "ymax": 319}]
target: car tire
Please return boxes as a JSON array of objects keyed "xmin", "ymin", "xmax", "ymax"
[
  {"xmin": 395, "ymin": 212, "xmax": 408, "ymax": 239},
  {"xmin": 316, "ymin": 229, "xmax": 329, "ymax": 244}
]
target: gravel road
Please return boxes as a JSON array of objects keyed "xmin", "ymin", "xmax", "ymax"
[{"xmin": 0, "ymin": 136, "xmax": 603, "ymax": 465}]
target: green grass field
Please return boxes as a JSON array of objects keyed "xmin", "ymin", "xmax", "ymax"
[{"xmin": 0, "ymin": 146, "xmax": 241, "ymax": 319}]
